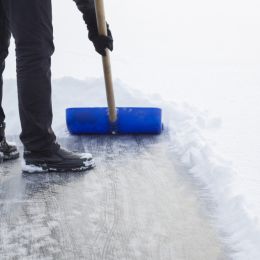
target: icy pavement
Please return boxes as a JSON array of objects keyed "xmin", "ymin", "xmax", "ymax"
[{"xmin": 0, "ymin": 134, "xmax": 225, "ymax": 259}]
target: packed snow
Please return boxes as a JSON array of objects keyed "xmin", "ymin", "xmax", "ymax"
[{"xmin": 21, "ymin": 161, "xmax": 48, "ymax": 174}]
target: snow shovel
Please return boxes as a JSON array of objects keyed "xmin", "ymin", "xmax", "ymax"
[{"xmin": 66, "ymin": 0, "xmax": 163, "ymax": 135}]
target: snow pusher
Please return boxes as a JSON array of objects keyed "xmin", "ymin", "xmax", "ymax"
[{"xmin": 66, "ymin": 0, "xmax": 163, "ymax": 135}]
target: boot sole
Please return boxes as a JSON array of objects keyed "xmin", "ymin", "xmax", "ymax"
[
  {"xmin": 22, "ymin": 159, "xmax": 95, "ymax": 173},
  {"xmin": 3, "ymin": 151, "xmax": 20, "ymax": 161}
]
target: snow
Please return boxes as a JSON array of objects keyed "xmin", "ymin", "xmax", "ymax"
[
  {"xmin": 79, "ymin": 152, "xmax": 93, "ymax": 160},
  {"xmin": 3, "ymin": 77, "xmax": 260, "ymax": 258},
  {"xmin": 165, "ymin": 103, "xmax": 260, "ymax": 260},
  {"xmin": 21, "ymin": 160, "xmax": 48, "ymax": 173}
]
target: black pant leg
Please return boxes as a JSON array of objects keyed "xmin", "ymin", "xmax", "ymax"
[
  {"xmin": 2, "ymin": 0, "xmax": 57, "ymax": 151},
  {"xmin": 0, "ymin": 0, "xmax": 11, "ymax": 123}
]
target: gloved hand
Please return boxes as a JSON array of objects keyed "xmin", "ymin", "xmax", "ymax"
[{"xmin": 88, "ymin": 24, "xmax": 113, "ymax": 56}]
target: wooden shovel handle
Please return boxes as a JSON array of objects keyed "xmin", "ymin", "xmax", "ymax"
[{"xmin": 94, "ymin": 0, "xmax": 117, "ymax": 123}]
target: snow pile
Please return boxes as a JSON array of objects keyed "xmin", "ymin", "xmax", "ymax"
[
  {"xmin": 165, "ymin": 105, "xmax": 260, "ymax": 260},
  {"xmin": 3, "ymin": 77, "xmax": 260, "ymax": 259}
]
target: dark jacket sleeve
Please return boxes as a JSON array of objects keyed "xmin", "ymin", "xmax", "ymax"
[{"xmin": 73, "ymin": 0, "xmax": 98, "ymax": 32}]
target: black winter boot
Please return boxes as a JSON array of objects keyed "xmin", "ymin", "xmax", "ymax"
[
  {"xmin": 0, "ymin": 122, "xmax": 19, "ymax": 161},
  {"xmin": 23, "ymin": 146, "xmax": 95, "ymax": 173}
]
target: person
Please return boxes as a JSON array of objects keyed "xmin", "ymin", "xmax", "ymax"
[{"xmin": 0, "ymin": 0, "xmax": 113, "ymax": 172}]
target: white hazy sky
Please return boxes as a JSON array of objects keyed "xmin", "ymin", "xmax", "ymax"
[{"xmin": 4, "ymin": 0, "xmax": 260, "ymax": 82}]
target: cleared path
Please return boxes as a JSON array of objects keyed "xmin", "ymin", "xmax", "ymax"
[{"xmin": 0, "ymin": 134, "xmax": 225, "ymax": 259}]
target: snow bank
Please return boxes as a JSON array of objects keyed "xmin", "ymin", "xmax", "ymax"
[
  {"xmin": 3, "ymin": 77, "xmax": 260, "ymax": 259},
  {"xmin": 165, "ymin": 105, "xmax": 260, "ymax": 260}
]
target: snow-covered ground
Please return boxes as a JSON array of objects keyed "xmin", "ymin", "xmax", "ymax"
[{"xmin": 2, "ymin": 0, "xmax": 260, "ymax": 258}]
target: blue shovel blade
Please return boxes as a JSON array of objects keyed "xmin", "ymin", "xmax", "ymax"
[{"xmin": 66, "ymin": 107, "xmax": 163, "ymax": 134}]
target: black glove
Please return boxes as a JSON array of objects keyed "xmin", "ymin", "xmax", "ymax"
[{"xmin": 88, "ymin": 24, "xmax": 113, "ymax": 56}]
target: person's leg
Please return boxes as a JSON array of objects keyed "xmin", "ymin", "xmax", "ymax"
[
  {"xmin": 0, "ymin": 0, "xmax": 11, "ymax": 124},
  {"xmin": 2, "ymin": 0, "xmax": 57, "ymax": 152},
  {"xmin": 0, "ymin": 0, "xmax": 19, "ymax": 161},
  {"xmin": 1, "ymin": 0, "xmax": 94, "ymax": 171}
]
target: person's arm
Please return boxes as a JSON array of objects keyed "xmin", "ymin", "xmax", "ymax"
[
  {"xmin": 73, "ymin": 0, "xmax": 113, "ymax": 56},
  {"xmin": 73, "ymin": 0, "xmax": 97, "ymax": 31}
]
